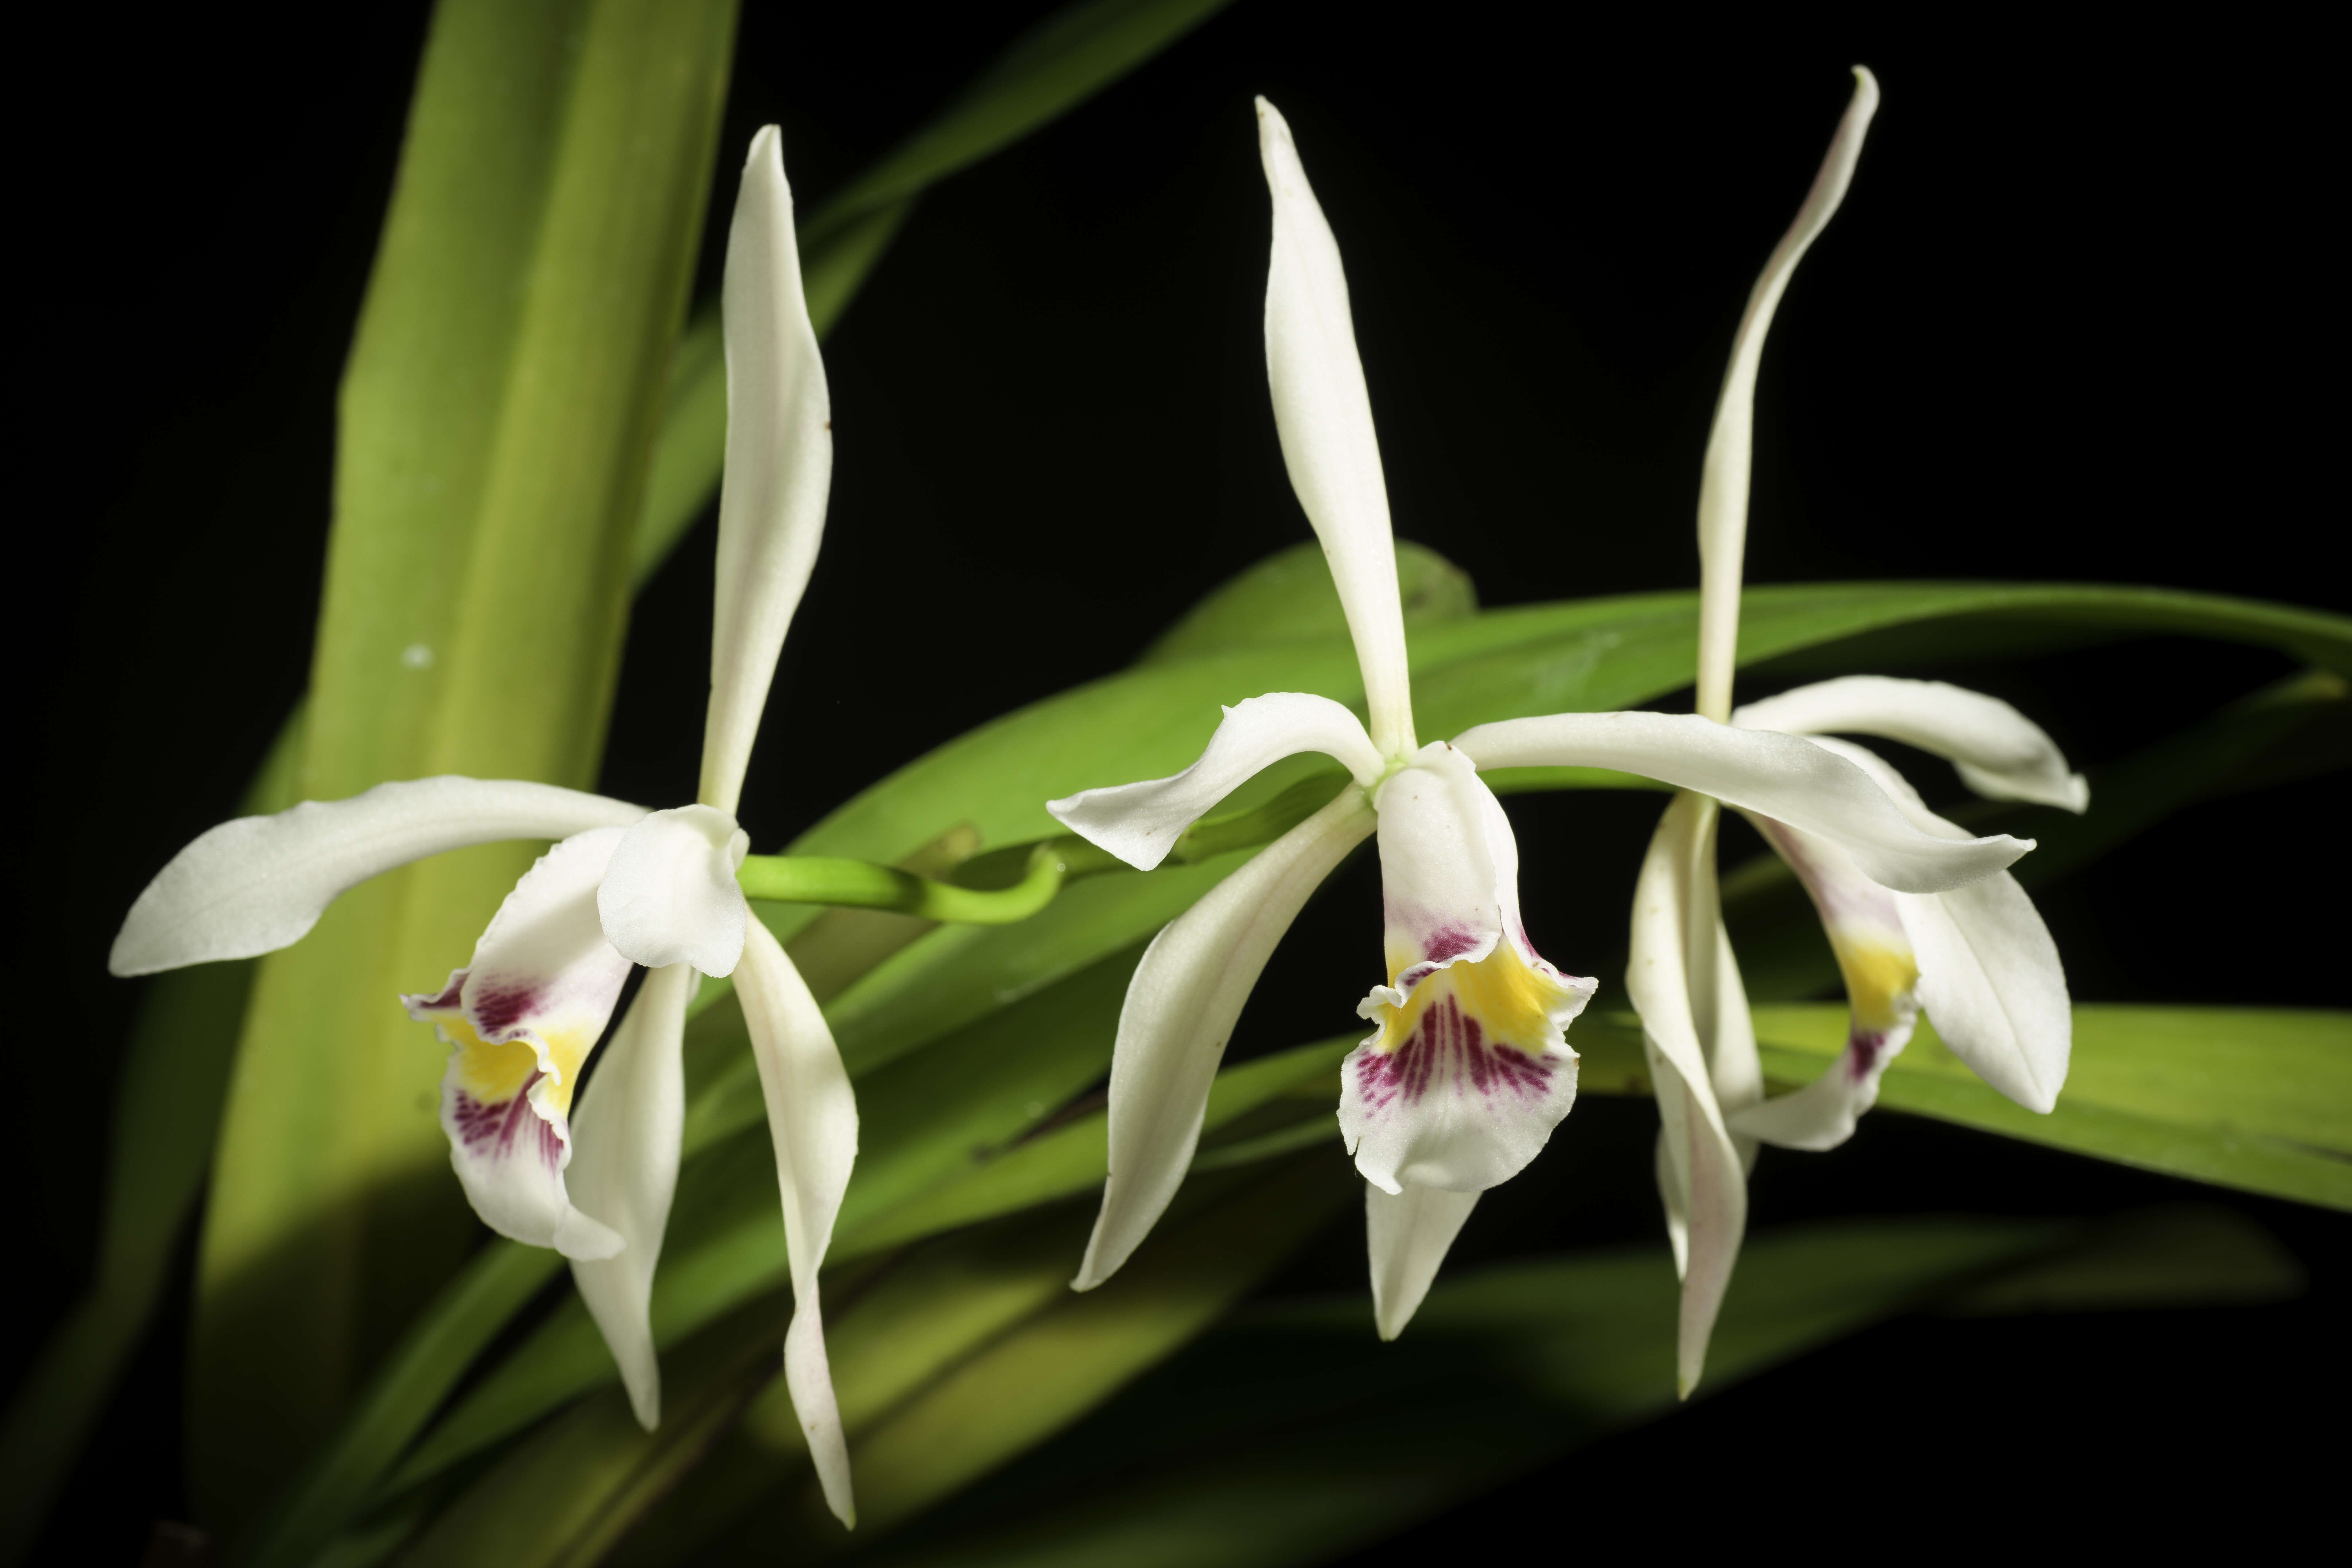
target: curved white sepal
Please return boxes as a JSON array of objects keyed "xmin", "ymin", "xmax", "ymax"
[
  {"xmin": 1048, "ymin": 693, "xmax": 1382, "ymax": 872},
  {"xmin": 1367, "ymin": 1182, "xmax": 1480, "ymax": 1341},
  {"xmin": 409, "ymin": 828, "xmax": 637, "ymax": 1259},
  {"xmin": 1344, "ymin": 746, "xmax": 1590, "ymax": 1193},
  {"xmin": 1073, "ymin": 791, "xmax": 1378, "ymax": 1290},
  {"xmin": 598, "ymin": 806, "xmax": 751, "ymax": 977},
  {"xmin": 1625, "ymin": 793, "xmax": 1747, "ymax": 1397},
  {"xmin": 569, "ymin": 961, "xmax": 695, "ymax": 1429},
  {"xmin": 737, "ymin": 916, "xmax": 858, "ymax": 1527},
  {"xmin": 1256, "ymin": 98, "xmax": 1415, "ymax": 758},
  {"xmin": 1452, "ymin": 711, "xmax": 2030, "ymax": 894},
  {"xmin": 1735, "ymin": 675, "xmax": 2088, "ymax": 812},
  {"xmin": 1899, "ymin": 873, "xmax": 2071, "ymax": 1113},
  {"xmin": 110, "ymin": 777, "xmax": 645, "ymax": 976},
  {"xmin": 1694, "ymin": 68, "xmax": 1879, "ymax": 720},
  {"xmin": 702, "ymin": 125, "xmax": 834, "ymax": 818}
]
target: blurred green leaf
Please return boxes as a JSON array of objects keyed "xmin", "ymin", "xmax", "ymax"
[
  {"xmin": 1936, "ymin": 1202, "xmax": 2304, "ymax": 1315},
  {"xmin": 847, "ymin": 1208, "xmax": 2286, "ymax": 1566},
  {"xmin": 1752, "ymin": 1004, "xmax": 2352, "ymax": 1210},
  {"xmin": 191, "ymin": 0, "xmax": 738, "ymax": 1531},
  {"xmin": 1141, "ymin": 538, "xmax": 1477, "ymax": 664}
]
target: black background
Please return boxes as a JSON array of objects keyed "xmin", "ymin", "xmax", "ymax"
[{"xmin": 19, "ymin": 1, "xmax": 2342, "ymax": 1560}]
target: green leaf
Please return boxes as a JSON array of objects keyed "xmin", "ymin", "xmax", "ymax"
[
  {"xmin": 848, "ymin": 1209, "xmax": 2283, "ymax": 1566},
  {"xmin": 1140, "ymin": 538, "xmax": 1478, "ymax": 664},
  {"xmin": 1751, "ymin": 1004, "xmax": 2352, "ymax": 1210},
  {"xmin": 190, "ymin": 0, "xmax": 738, "ymax": 1531}
]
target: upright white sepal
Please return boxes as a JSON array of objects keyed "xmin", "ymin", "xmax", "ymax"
[
  {"xmin": 1366, "ymin": 1182, "xmax": 1480, "ymax": 1341},
  {"xmin": 1074, "ymin": 791, "xmax": 1378, "ymax": 1291},
  {"xmin": 702, "ymin": 124, "xmax": 834, "ymax": 817},
  {"xmin": 1257, "ymin": 97, "xmax": 1415, "ymax": 759},
  {"xmin": 737, "ymin": 916, "xmax": 858, "ymax": 1528},
  {"xmin": 110, "ymin": 777, "xmax": 645, "ymax": 976},
  {"xmin": 568, "ymin": 961, "xmax": 695, "ymax": 1430},
  {"xmin": 1047, "ymin": 692, "xmax": 1384, "ymax": 871},
  {"xmin": 1695, "ymin": 67, "xmax": 1879, "ymax": 721}
]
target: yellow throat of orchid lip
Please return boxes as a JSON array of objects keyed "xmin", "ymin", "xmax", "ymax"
[
  {"xmin": 1367, "ymin": 937, "xmax": 1579, "ymax": 1055},
  {"xmin": 1826, "ymin": 931, "xmax": 1921, "ymax": 1034},
  {"xmin": 430, "ymin": 1010, "xmax": 594, "ymax": 1119}
]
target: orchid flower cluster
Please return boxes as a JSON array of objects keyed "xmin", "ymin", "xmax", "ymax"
[
  {"xmin": 1042, "ymin": 88, "xmax": 2075, "ymax": 1372},
  {"xmin": 106, "ymin": 70, "xmax": 2095, "ymax": 1532},
  {"xmin": 112, "ymin": 130, "xmax": 861, "ymax": 1523}
]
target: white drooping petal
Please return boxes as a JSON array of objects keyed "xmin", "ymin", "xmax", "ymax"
[
  {"xmin": 598, "ymin": 806, "xmax": 752, "ymax": 977},
  {"xmin": 1256, "ymin": 97, "xmax": 1415, "ymax": 759},
  {"xmin": 737, "ymin": 916, "xmax": 859, "ymax": 1528},
  {"xmin": 405, "ymin": 828, "xmax": 638, "ymax": 1260},
  {"xmin": 1451, "ymin": 711, "xmax": 2030, "ymax": 894},
  {"xmin": 1898, "ymin": 873, "xmax": 2071, "ymax": 1113},
  {"xmin": 701, "ymin": 125, "xmax": 833, "ymax": 817},
  {"xmin": 1047, "ymin": 693, "xmax": 1384, "ymax": 871},
  {"xmin": 1694, "ymin": 67, "xmax": 1879, "ymax": 722},
  {"xmin": 1366, "ymin": 1182, "xmax": 1480, "ymax": 1341},
  {"xmin": 1731, "ymin": 1011, "xmax": 1916, "ymax": 1152},
  {"xmin": 1343, "ymin": 745, "xmax": 1591, "ymax": 1194},
  {"xmin": 1074, "ymin": 791, "xmax": 1378, "ymax": 1290},
  {"xmin": 110, "ymin": 777, "xmax": 645, "ymax": 976},
  {"xmin": 568, "ymin": 961, "xmax": 695, "ymax": 1430},
  {"xmin": 1625, "ymin": 793, "xmax": 1747, "ymax": 1397},
  {"xmin": 1734, "ymin": 675, "xmax": 2088, "ymax": 812}
]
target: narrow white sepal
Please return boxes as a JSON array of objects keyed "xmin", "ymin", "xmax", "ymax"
[
  {"xmin": 737, "ymin": 916, "xmax": 858, "ymax": 1528},
  {"xmin": 1073, "ymin": 792, "xmax": 1377, "ymax": 1290},
  {"xmin": 1735, "ymin": 675, "xmax": 2088, "ymax": 812},
  {"xmin": 1047, "ymin": 692, "xmax": 1383, "ymax": 871},
  {"xmin": 1694, "ymin": 67, "xmax": 1879, "ymax": 721},
  {"xmin": 1256, "ymin": 97, "xmax": 1415, "ymax": 758},
  {"xmin": 110, "ymin": 777, "xmax": 645, "ymax": 976},
  {"xmin": 1452, "ymin": 711, "xmax": 2030, "ymax": 894},
  {"xmin": 1366, "ymin": 1182, "xmax": 1480, "ymax": 1341},
  {"xmin": 569, "ymin": 961, "xmax": 695, "ymax": 1431},
  {"xmin": 598, "ymin": 806, "xmax": 752, "ymax": 977},
  {"xmin": 1625, "ymin": 793, "xmax": 1748, "ymax": 1397},
  {"xmin": 702, "ymin": 125, "xmax": 833, "ymax": 818}
]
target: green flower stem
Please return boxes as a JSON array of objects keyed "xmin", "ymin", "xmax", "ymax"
[{"xmin": 737, "ymin": 772, "xmax": 1356, "ymax": 924}]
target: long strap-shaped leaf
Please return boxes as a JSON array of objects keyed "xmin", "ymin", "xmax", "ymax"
[{"xmin": 190, "ymin": 0, "xmax": 739, "ymax": 1535}]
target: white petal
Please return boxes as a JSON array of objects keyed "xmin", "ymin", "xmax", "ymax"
[
  {"xmin": 1452, "ymin": 711, "xmax": 2029, "ymax": 894},
  {"xmin": 1745, "ymin": 807, "xmax": 1923, "ymax": 1085},
  {"xmin": 1366, "ymin": 1182, "xmax": 1480, "ymax": 1341},
  {"xmin": 1735, "ymin": 675, "xmax": 2088, "ymax": 812},
  {"xmin": 110, "ymin": 777, "xmax": 644, "ymax": 976},
  {"xmin": 702, "ymin": 126, "xmax": 833, "ymax": 817},
  {"xmin": 1731, "ymin": 1015, "xmax": 1916, "ymax": 1151},
  {"xmin": 1073, "ymin": 792, "xmax": 1378, "ymax": 1290},
  {"xmin": 568, "ymin": 961, "xmax": 695, "ymax": 1430},
  {"xmin": 598, "ymin": 806, "xmax": 751, "ymax": 977},
  {"xmin": 1343, "ymin": 745, "xmax": 1591, "ymax": 1193},
  {"xmin": 1899, "ymin": 873, "xmax": 2071, "ymax": 1113},
  {"xmin": 1048, "ymin": 693, "xmax": 1382, "ymax": 871},
  {"xmin": 1625, "ymin": 793, "xmax": 1747, "ymax": 1396},
  {"xmin": 737, "ymin": 916, "xmax": 858, "ymax": 1527},
  {"xmin": 407, "ymin": 829, "xmax": 637, "ymax": 1259},
  {"xmin": 1256, "ymin": 98, "xmax": 1415, "ymax": 758},
  {"xmin": 1693, "ymin": 68, "xmax": 1879, "ymax": 722}
]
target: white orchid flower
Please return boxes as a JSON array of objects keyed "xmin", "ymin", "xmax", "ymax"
[
  {"xmin": 1044, "ymin": 96, "xmax": 2029, "ymax": 1344},
  {"xmin": 1725, "ymin": 675, "xmax": 2081, "ymax": 1149},
  {"xmin": 108, "ymin": 129, "xmax": 858, "ymax": 1524}
]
